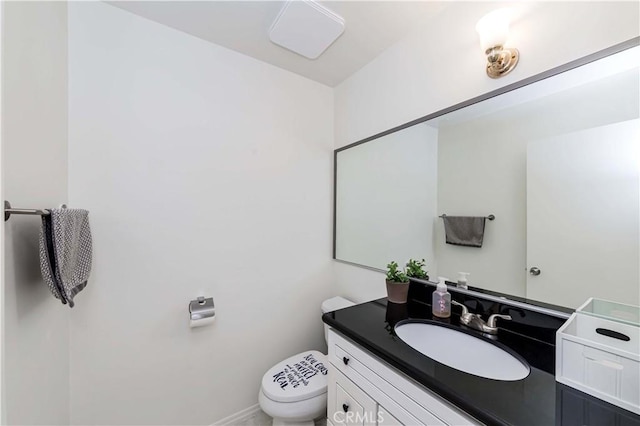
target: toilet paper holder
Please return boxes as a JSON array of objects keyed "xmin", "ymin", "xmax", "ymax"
[{"xmin": 189, "ymin": 296, "xmax": 215, "ymax": 321}]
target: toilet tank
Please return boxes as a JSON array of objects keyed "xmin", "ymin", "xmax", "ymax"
[{"xmin": 321, "ymin": 296, "xmax": 354, "ymax": 343}]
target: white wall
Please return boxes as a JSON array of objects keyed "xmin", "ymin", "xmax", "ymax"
[
  {"xmin": 1, "ymin": 2, "xmax": 69, "ymax": 425},
  {"xmin": 336, "ymin": 123, "xmax": 438, "ymax": 271},
  {"xmin": 333, "ymin": 1, "xmax": 640, "ymax": 302},
  {"xmin": 67, "ymin": 3, "xmax": 334, "ymax": 424}
]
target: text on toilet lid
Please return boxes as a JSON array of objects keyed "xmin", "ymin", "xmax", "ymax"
[{"xmin": 272, "ymin": 353, "xmax": 328, "ymax": 391}]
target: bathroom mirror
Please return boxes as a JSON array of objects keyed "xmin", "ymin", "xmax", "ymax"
[{"xmin": 334, "ymin": 39, "xmax": 640, "ymax": 309}]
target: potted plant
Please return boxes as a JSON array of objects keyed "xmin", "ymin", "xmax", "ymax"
[
  {"xmin": 386, "ymin": 261, "xmax": 410, "ymax": 304},
  {"xmin": 406, "ymin": 258, "xmax": 429, "ymax": 281}
]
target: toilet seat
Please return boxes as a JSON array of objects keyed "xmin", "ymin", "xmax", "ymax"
[{"xmin": 261, "ymin": 350, "xmax": 329, "ymax": 403}]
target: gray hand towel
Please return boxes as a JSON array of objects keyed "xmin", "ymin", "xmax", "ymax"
[
  {"xmin": 442, "ymin": 216, "xmax": 486, "ymax": 248},
  {"xmin": 40, "ymin": 214, "xmax": 67, "ymax": 304},
  {"xmin": 39, "ymin": 208, "xmax": 93, "ymax": 307}
]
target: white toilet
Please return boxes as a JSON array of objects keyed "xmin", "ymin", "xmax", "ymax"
[{"xmin": 258, "ymin": 296, "xmax": 355, "ymax": 426}]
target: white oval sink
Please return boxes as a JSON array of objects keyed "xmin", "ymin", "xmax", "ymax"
[{"xmin": 394, "ymin": 322, "xmax": 530, "ymax": 381}]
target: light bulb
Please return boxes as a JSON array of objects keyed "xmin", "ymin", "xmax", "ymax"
[{"xmin": 476, "ymin": 8, "xmax": 511, "ymax": 52}]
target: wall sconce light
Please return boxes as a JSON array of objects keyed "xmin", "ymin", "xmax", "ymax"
[{"xmin": 476, "ymin": 9, "xmax": 519, "ymax": 78}]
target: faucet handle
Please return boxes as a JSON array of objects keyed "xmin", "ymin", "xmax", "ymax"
[
  {"xmin": 487, "ymin": 314, "xmax": 512, "ymax": 328},
  {"xmin": 451, "ymin": 300, "xmax": 470, "ymax": 316}
]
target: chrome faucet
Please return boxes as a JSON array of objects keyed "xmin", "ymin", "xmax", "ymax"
[{"xmin": 451, "ymin": 300, "xmax": 511, "ymax": 335}]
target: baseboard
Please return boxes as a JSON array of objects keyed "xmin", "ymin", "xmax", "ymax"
[{"xmin": 212, "ymin": 403, "xmax": 264, "ymax": 425}]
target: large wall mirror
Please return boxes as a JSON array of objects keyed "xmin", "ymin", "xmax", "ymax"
[{"xmin": 335, "ymin": 39, "xmax": 640, "ymax": 309}]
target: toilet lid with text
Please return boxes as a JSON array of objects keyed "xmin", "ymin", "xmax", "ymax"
[{"xmin": 261, "ymin": 350, "xmax": 329, "ymax": 403}]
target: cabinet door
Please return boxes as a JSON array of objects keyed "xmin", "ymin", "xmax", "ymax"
[
  {"xmin": 378, "ymin": 407, "xmax": 402, "ymax": 426},
  {"xmin": 328, "ymin": 368, "xmax": 377, "ymax": 425}
]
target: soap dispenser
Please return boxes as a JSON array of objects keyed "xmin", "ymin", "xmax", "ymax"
[
  {"xmin": 432, "ymin": 280, "xmax": 451, "ymax": 318},
  {"xmin": 457, "ymin": 272, "xmax": 470, "ymax": 289}
]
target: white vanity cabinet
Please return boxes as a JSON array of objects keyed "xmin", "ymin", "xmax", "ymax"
[{"xmin": 326, "ymin": 329, "xmax": 481, "ymax": 426}]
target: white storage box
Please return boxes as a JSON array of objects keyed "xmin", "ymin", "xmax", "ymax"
[{"xmin": 556, "ymin": 298, "xmax": 640, "ymax": 414}]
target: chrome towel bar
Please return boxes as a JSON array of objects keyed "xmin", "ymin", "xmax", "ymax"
[
  {"xmin": 4, "ymin": 200, "xmax": 66, "ymax": 222},
  {"xmin": 439, "ymin": 214, "xmax": 495, "ymax": 221}
]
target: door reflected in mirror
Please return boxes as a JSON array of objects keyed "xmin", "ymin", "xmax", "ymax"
[{"xmin": 335, "ymin": 43, "xmax": 640, "ymax": 309}]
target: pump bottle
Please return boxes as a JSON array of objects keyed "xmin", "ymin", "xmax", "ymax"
[
  {"xmin": 457, "ymin": 272, "xmax": 470, "ymax": 289},
  {"xmin": 432, "ymin": 281, "xmax": 451, "ymax": 318}
]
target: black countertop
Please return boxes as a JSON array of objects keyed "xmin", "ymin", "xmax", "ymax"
[{"xmin": 322, "ymin": 298, "xmax": 640, "ymax": 426}]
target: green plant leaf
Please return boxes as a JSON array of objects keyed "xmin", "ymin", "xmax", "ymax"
[{"xmin": 405, "ymin": 258, "xmax": 429, "ymax": 279}]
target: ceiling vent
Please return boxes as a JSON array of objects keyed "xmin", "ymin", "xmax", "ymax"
[{"xmin": 269, "ymin": 1, "xmax": 345, "ymax": 60}]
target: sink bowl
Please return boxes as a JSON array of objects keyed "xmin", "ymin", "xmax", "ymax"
[{"xmin": 394, "ymin": 321, "xmax": 530, "ymax": 381}]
